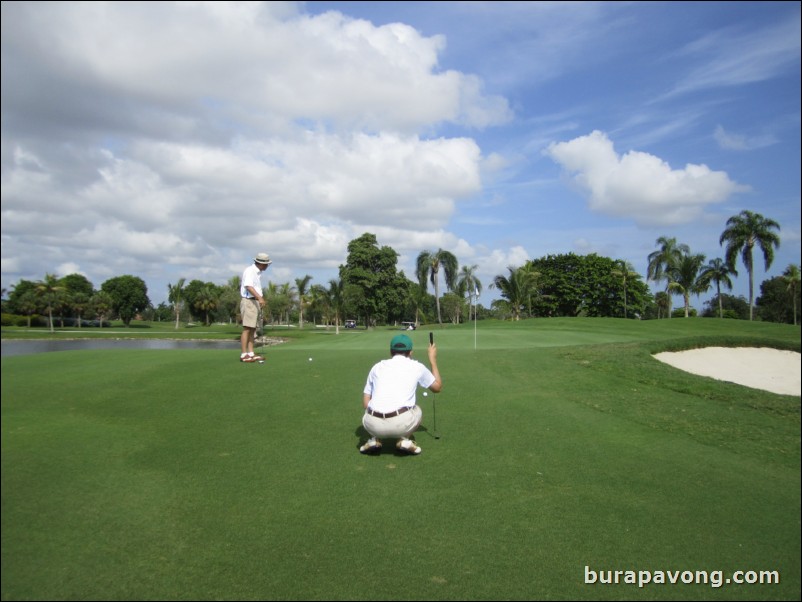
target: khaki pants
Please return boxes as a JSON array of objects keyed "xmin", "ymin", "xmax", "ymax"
[{"xmin": 362, "ymin": 406, "xmax": 422, "ymax": 439}]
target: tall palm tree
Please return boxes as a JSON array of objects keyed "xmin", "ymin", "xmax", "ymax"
[
  {"xmin": 699, "ymin": 258, "xmax": 737, "ymax": 318},
  {"xmin": 647, "ymin": 236, "xmax": 690, "ymax": 318},
  {"xmin": 34, "ymin": 273, "xmax": 64, "ymax": 333},
  {"xmin": 167, "ymin": 278, "xmax": 186, "ymax": 329},
  {"xmin": 456, "ymin": 264, "xmax": 482, "ymax": 323},
  {"xmin": 416, "ymin": 249, "xmax": 458, "ymax": 325},
  {"xmin": 720, "ymin": 210, "xmax": 781, "ymax": 321},
  {"xmin": 295, "ymin": 274, "xmax": 313, "ymax": 330},
  {"xmin": 611, "ymin": 260, "xmax": 640, "ymax": 318},
  {"xmin": 327, "ymin": 278, "xmax": 345, "ymax": 334},
  {"xmin": 666, "ymin": 252, "xmax": 708, "ymax": 318},
  {"xmin": 782, "ymin": 264, "xmax": 800, "ymax": 326}
]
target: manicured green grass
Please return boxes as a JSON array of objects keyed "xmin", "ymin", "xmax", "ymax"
[{"xmin": 2, "ymin": 318, "xmax": 800, "ymax": 600}]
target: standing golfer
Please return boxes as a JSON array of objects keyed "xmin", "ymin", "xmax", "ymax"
[
  {"xmin": 360, "ymin": 334, "xmax": 442, "ymax": 455},
  {"xmin": 239, "ymin": 252, "xmax": 272, "ymax": 363}
]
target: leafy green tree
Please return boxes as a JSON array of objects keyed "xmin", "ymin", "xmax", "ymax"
[
  {"xmin": 15, "ymin": 289, "xmax": 40, "ymax": 327},
  {"xmin": 167, "ymin": 278, "xmax": 186, "ymax": 329},
  {"xmin": 150, "ymin": 302, "xmax": 173, "ymax": 322},
  {"xmin": 89, "ymin": 290, "xmax": 114, "ymax": 325},
  {"xmin": 218, "ymin": 277, "xmax": 241, "ymax": 325},
  {"xmin": 408, "ymin": 282, "xmax": 431, "ymax": 327},
  {"xmin": 781, "ymin": 264, "xmax": 800, "ymax": 326},
  {"xmin": 6, "ymin": 280, "xmax": 37, "ymax": 315},
  {"xmin": 719, "ymin": 210, "xmax": 781, "ymax": 321},
  {"xmin": 416, "ymin": 248, "xmax": 459, "ymax": 325},
  {"xmin": 701, "ymin": 293, "xmax": 749, "ymax": 319},
  {"xmin": 70, "ymin": 292, "xmax": 91, "ymax": 327},
  {"xmin": 439, "ymin": 292, "xmax": 465, "ymax": 325},
  {"xmin": 182, "ymin": 280, "xmax": 205, "ymax": 322},
  {"xmin": 757, "ymin": 272, "xmax": 801, "ymax": 324},
  {"xmin": 666, "ymin": 252, "xmax": 708, "ymax": 318},
  {"xmin": 59, "ymin": 273, "xmax": 94, "ymax": 297},
  {"xmin": 340, "ymin": 233, "xmax": 408, "ymax": 327},
  {"xmin": 264, "ymin": 282, "xmax": 293, "ymax": 326},
  {"xmin": 698, "ymin": 258, "xmax": 737, "ymax": 319},
  {"xmin": 101, "ymin": 275, "xmax": 150, "ymax": 326},
  {"xmin": 528, "ymin": 253, "xmax": 649, "ymax": 318}
]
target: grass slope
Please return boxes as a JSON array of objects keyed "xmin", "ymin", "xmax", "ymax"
[{"xmin": 2, "ymin": 318, "xmax": 800, "ymax": 600}]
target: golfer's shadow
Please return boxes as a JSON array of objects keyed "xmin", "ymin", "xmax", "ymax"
[{"xmin": 354, "ymin": 424, "xmax": 434, "ymax": 455}]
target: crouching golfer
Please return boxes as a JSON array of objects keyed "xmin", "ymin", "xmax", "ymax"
[{"xmin": 360, "ymin": 334, "xmax": 442, "ymax": 455}]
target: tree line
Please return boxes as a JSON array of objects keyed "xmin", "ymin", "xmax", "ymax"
[{"xmin": 3, "ymin": 211, "xmax": 800, "ymax": 329}]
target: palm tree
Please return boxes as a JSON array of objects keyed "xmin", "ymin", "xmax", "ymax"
[
  {"xmin": 719, "ymin": 210, "xmax": 781, "ymax": 321},
  {"xmin": 90, "ymin": 291, "xmax": 114, "ymax": 326},
  {"xmin": 456, "ymin": 264, "xmax": 482, "ymax": 323},
  {"xmin": 611, "ymin": 260, "xmax": 640, "ymax": 318},
  {"xmin": 34, "ymin": 273, "xmax": 64, "ymax": 333},
  {"xmin": 782, "ymin": 264, "xmax": 800, "ymax": 326},
  {"xmin": 416, "ymin": 249, "xmax": 458, "ymax": 325},
  {"xmin": 295, "ymin": 275, "xmax": 313, "ymax": 330},
  {"xmin": 193, "ymin": 285, "xmax": 218, "ymax": 326},
  {"xmin": 654, "ymin": 291, "xmax": 670, "ymax": 320},
  {"xmin": 167, "ymin": 278, "xmax": 186, "ymax": 329},
  {"xmin": 666, "ymin": 252, "xmax": 708, "ymax": 317},
  {"xmin": 327, "ymin": 278, "xmax": 345, "ymax": 334},
  {"xmin": 699, "ymin": 258, "xmax": 737, "ymax": 318},
  {"xmin": 647, "ymin": 237, "xmax": 690, "ymax": 318},
  {"xmin": 409, "ymin": 282, "xmax": 429, "ymax": 328},
  {"xmin": 489, "ymin": 265, "xmax": 536, "ymax": 321}
]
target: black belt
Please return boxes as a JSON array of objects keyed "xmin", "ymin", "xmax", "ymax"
[{"xmin": 367, "ymin": 407, "xmax": 411, "ymax": 419}]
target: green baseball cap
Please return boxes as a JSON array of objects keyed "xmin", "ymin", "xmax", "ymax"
[{"xmin": 390, "ymin": 334, "xmax": 413, "ymax": 352}]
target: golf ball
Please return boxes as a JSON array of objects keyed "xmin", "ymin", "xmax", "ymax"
[
  {"xmin": 423, "ymin": 391, "xmax": 428, "ymax": 396},
  {"xmin": 308, "ymin": 357, "xmax": 313, "ymax": 361}
]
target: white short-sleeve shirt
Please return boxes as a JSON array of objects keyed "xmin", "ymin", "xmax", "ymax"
[
  {"xmin": 363, "ymin": 355, "xmax": 436, "ymax": 413},
  {"xmin": 240, "ymin": 264, "xmax": 263, "ymax": 299}
]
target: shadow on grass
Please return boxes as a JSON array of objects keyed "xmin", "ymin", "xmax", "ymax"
[{"xmin": 353, "ymin": 423, "xmax": 434, "ymax": 455}]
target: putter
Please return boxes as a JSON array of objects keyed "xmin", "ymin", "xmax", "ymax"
[
  {"xmin": 430, "ymin": 331, "xmax": 440, "ymax": 439},
  {"xmin": 256, "ymin": 308, "xmax": 265, "ymax": 362}
]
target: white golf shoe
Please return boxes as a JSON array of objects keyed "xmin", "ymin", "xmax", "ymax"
[
  {"xmin": 359, "ymin": 437, "xmax": 382, "ymax": 454},
  {"xmin": 396, "ymin": 438, "xmax": 422, "ymax": 455}
]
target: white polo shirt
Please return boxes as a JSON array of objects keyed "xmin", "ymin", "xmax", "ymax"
[
  {"xmin": 240, "ymin": 264, "xmax": 263, "ymax": 299},
  {"xmin": 363, "ymin": 355, "xmax": 435, "ymax": 414}
]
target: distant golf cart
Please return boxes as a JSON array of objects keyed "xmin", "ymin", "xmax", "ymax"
[
  {"xmin": 401, "ymin": 321, "xmax": 416, "ymax": 330},
  {"xmin": 345, "ymin": 319, "xmax": 357, "ymax": 329}
]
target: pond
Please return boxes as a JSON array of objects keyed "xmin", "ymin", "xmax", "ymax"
[{"xmin": 1, "ymin": 339, "xmax": 241, "ymax": 357}]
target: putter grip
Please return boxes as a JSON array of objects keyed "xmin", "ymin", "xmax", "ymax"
[{"xmin": 429, "ymin": 332, "xmax": 433, "ymax": 345}]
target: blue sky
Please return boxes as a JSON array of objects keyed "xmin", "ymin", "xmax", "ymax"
[{"xmin": 2, "ymin": 1, "xmax": 799, "ymax": 313}]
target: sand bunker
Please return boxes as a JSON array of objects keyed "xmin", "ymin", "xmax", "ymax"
[{"xmin": 653, "ymin": 347, "xmax": 801, "ymax": 396}]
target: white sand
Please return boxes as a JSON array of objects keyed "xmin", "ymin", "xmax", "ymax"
[{"xmin": 653, "ymin": 347, "xmax": 801, "ymax": 396}]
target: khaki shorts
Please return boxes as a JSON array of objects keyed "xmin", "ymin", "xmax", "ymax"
[{"xmin": 240, "ymin": 298, "xmax": 260, "ymax": 328}]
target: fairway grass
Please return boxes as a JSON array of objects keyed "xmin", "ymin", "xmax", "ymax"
[{"xmin": 2, "ymin": 318, "xmax": 800, "ymax": 600}]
